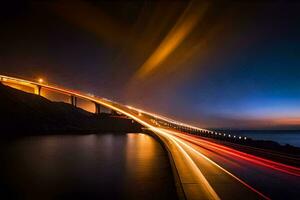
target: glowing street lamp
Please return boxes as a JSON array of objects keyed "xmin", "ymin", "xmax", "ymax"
[{"xmin": 38, "ymin": 78, "xmax": 44, "ymax": 83}]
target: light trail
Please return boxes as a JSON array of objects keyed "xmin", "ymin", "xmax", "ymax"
[
  {"xmin": 158, "ymin": 129, "xmax": 220, "ymax": 200},
  {"xmin": 168, "ymin": 130, "xmax": 300, "ymax": 177},
  {"xmin": 158, "ymin": 128, "xmax": 271, "ymax": 200},
  {"xmin": 1, "ymin": 74, "xmax": 298, "ymax": 199},
  {"xmin": 126, "ymin": 105, "xmax": 208, "ymax": 132}
]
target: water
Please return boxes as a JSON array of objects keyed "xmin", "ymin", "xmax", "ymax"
[
  {"xmin": 0, "ymin": 133, "xmax": 178, "ymax": 200},
  {"xmin": 234, "ymin": 130, "xmax": 300, "ymax": 147}
]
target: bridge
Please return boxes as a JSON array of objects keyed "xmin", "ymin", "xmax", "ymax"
[{"xmin": 1, "ymin": 74, "xmax": 300, "ymax": 200}]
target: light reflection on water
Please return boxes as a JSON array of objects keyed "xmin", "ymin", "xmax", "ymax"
[{"xmin": 0, "ymin": 133, "xmax": 177, "ymax": 200}]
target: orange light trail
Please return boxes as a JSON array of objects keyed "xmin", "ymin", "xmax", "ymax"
[
  {"xmin": 161, "ymin": 130, "xmax": 221, "ymax": 200},
  {"xmin": 168, "ymin": 129, "xmax": 300, "ymax": 177}
]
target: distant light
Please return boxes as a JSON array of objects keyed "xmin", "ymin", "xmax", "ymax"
[
  {"xmin": 244, "ymin": 137, "xmax": 247, "ymax": 140},
  {"xmin": 38, "ymin": 78, "xmax": 44, "ymax": 83},
  {"xmin": 2, "ymin": 78, "xmax": 7, "ymax": 81},
  {"xmin": 103, "ymin": 98, "xmax": 111, "ymax": 101},
  {"xmin": 138, "ymin": 112, "xmax": 142, "ymax": 116}
]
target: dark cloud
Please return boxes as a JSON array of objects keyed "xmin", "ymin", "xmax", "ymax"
[{"xmin": 0, "ymin": 1, "xmax": 299, "ymax": 129}]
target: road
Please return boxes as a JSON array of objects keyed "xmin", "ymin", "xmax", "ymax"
[
  {"xmin": 159, "ymin": 128, "xmax": 300, "ymax": 200},
  {"xmin": 1, "ymin": 74, "xmax": 300, "ymax": 200}
]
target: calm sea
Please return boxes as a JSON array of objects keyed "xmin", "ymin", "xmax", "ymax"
[{"xmin": 0, "ymin": 133, "xmax": 178, "ymax": 200}]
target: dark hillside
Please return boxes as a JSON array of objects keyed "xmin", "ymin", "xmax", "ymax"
[{"xmin": 0, "ymin": 83, "xmax": 141, "ymax": 136}]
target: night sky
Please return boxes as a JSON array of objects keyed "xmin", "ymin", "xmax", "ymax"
[{"xmin": 1, "ymin": 1, "xmax": 299, "ymax": 129}]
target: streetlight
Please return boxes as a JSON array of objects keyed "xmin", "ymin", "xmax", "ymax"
[{"xmin": 38, "ymin": 78, "xmax": 44, "ymax": 83}]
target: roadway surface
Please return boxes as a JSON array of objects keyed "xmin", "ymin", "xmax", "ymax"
[{"xmin": 1, "ymin": 75, "xmax": 300, "ymax": 200}]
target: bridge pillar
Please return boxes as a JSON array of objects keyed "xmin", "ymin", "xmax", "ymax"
[
  {"xmin": 35, "ymin": 85, "xmax": 42, "ymax": 95},
  {"xmin": 111, "ymin": 110, "xmax": 117, "ymax": 115},
  {"xmin": 70, "ymin": 96, "xmax": 77, "ymax": 107},
  {"xmin": 95, "ymin": 103, "xmax": 101, "ymax": 115}
]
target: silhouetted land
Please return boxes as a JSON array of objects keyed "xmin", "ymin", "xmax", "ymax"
[{"xmin": 0, "ymin": 83, "xmax": 142, "ymax": 136}]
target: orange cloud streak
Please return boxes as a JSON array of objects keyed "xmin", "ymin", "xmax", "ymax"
[
  {"xmin": 272, "ymin": 118, "xmax": 300, "ymax": 126},
  {"xmin": 135, "ymin": 1, "xmax": 209, "ymax": 79}
]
